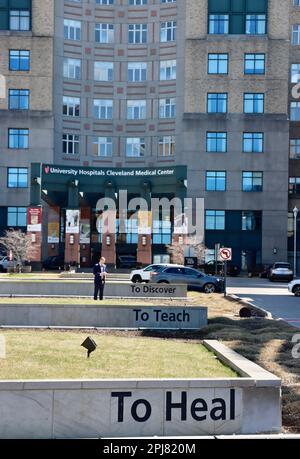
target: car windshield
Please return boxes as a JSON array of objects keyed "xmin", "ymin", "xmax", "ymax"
[{"xmin": 274, "ymin": 263, "xmax": 290, "ymax": 269}]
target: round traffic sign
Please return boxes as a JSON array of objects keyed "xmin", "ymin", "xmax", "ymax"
[{"xmin": 219, "ymin": 248, "xmax": 232, "ymax": 261}]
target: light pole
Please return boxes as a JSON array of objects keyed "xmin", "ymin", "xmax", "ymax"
[{"xmin": 294, "ymin": 206, "xmax": 299, "ymax": 278}]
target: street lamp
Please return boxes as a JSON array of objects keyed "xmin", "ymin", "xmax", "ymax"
[{"xmin": 294, "ymin": 206, "xmax": 299, "ymax": 278}]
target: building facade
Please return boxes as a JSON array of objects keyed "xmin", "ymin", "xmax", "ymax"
[{"xmin": 0, "ymin": 0, "xmax": 298, "ymax": 270}]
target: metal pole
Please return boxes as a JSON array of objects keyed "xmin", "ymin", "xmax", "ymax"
[
  {"xmin": 295, "ymin": 214, "xmax": 297, "ymax": 278},
  {"xmin": 224, "ymin": 260, "xmax": 227, "ymax": 297}
]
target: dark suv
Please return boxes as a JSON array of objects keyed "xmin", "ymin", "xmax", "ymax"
[
  {"xmin": 116, "ymin": 255, "xmax": 137, "ymax": 269},
  {"xmin": 198, "ymin": 260, "xmax": 240, "ymax": 277},
  {"xmin": 42, "ymin": 255, "xmax": 65, "ymax": 271}
]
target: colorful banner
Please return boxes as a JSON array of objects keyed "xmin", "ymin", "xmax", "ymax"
[
  {"xmin": 80, "ymin": 220, "xmax": 91, "ymax": 244},
  {"xmin": 27, "ymin": 207, "xmax": 42, "ymax": 232},
  {"xmin": 138, "ymin": 211, "xmax": 152, "ymax": 235},
  {"xmin": 48, "ymin": 222, "xmax": 60, "ymax": 243},
  {"xmin": 66, "ymin": 210, "xmax": 80, "ymax": 234}
]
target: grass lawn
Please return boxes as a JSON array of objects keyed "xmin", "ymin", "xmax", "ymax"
[{"xmin": 0, "ymin": 330, "xmax": 237, "ymax": 380}]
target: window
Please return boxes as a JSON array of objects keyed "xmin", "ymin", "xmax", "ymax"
[
  {"xmin": 245, "ymin": 54, "xmax": 265, "ymax": 74},
  {"xmin": 128, "ymin": 24, "xmax": 147, "ymax": 44},
  {"xmin": 62, "ymin": 134, "xmax": 79, "ymax": 155},
  {"xmin": 160, "ymin": 60, "xmax": 176, "ymax": 80},
  {"xmin": 128, "ymin": 62, "xmax": 147, "ymax": 82},
  {"xmin": 244, "ymin": 93, "xmax": 264, "ymax": 114},
  {"xmin": 8, "ymin": 129, "xmax": 28, "ymax": 149},
  {"xmin": 63, "ymin": 58, "xmax": 81, "ymax": 79},
  {"xmin": 126, "ymin": 138, "xmax": 145, "ymax": 157},
  {"xmin": 292, "ymin": 25, "xmax": 300, "ymax": 45},
  {"xmin": 7, "ymin": 207, "xmax": 27, "ymax": 227},
  {"xmin": 93, "ymin": 137, "xmax": 113, "ymax": 157},
  {"xmin": 245, "ymin": 15, "xmax": 266, "ymax": 34},
  {"xmin": 208, "ymin": 54, "xmax": 228, "ymax": 74},
  {"xmin": 94, "ymin": 62, "xmax": 114, "ymax": 81},
  {"xmin": 291, "ymin": 64, "xmax": 300, "ymax": 83},
  {"xmin": 127, "ymin": 100, "xmax": 146, "ymax": 119},
  {"xmin": 9, "ymin": 50, "xmax": 30, "ymax": 71},
  {"xmin": 129, "ymin": 0, "xmax": 147, "ymax": 4},
  {"xmin": 63, "ymin": 97, "xmax": 80, "ymax": 117},
  {"xmin": 242, "ymin": 211, "xmax": 261, "ymax": 231},
  {"xmin": 93, "ymin": 99, "xmax": 113, "ymax": 119},
  {"xmin": 291, "ymin": 102, "xmax": 300, "ymax": 120},
  {"xmin": 290, "ymin": 139, "xmax": 300, "ymax": 158},
  {"xmin": 206, "ymin": 132, "xmax": 227, "ymax": 153},
  {"xmin": 7, "ymin": 168, "xmax": 28, "ymax": 188},
  {"xmin": 10, "ymin": 10, "xmax": 30, "ymax": 31},
  {"xmin": 95, "ymin": 23, "xmax": 114, "ymax": 43},
  {"xmin": 152, "ymin": 219, "xmax": 171, "ymax": 244},
  {"xmin": 207, "ymin": 93, "xmax": 227, "ymax": 113},
  {"xmin": 206, "ymin": 171, "xmax": 226, "ymax": 191},
  {"xmin": 243, "ymin": 133, "xmax": 264, "ymax": 153},
  {"xmin": 159, "ymin": 98, "xmax": 176, "ymax": 118},
  {"xmin": 160, "ymin": 21, "xmax": 176, "ymax": 42},
  {"xmin": 289, "ymin": 177, "xmax": 300, "ymax": 195},
  {"xmin": 158, "ymin": 136, "xmax": 175, "ymax": 157},
  {"xmin": 209, "ymin": 15, "xmax": 229, "ymax": 34},
  {"xmin": 64, "ymin": 19, "xmax": 81, "ymax": 41},
  {"xmin": 205, "ymin": 210, "xmax": 225, "ymax": 230},
  {"xmin": 96, "ymin": 0, "xmax": 114, "ymax": 4},
  {"xmin": 242, "ymin": 172, "xmax": 263, "ymax": 192},
  {"xmin": 9, "ymin": 90, "xmax": 29, "ymax": 110}
]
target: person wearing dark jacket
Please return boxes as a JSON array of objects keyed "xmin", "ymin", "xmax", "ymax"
[{"xmin": 93, "ymin": 257, "xmax": 107, "ymax": 300}]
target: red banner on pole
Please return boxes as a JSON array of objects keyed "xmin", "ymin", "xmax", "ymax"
[{"xmin": 27, "ymin": 207, "xmax": 42, "ymax": 232}]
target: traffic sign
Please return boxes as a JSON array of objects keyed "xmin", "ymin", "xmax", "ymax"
[{"xmin": 219, "ymin": 248, "xmax": 232, "ymax": 262}]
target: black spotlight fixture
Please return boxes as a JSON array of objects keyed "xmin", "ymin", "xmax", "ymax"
[{"xmin": 81, "ymin": 337, "xmax": 97, "ymax": 358}]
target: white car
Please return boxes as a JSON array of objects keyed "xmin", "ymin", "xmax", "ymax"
[
  {"xmin": 288, "ymin": 279, "xmax": 300, "ymax": 296},
  {"xmin": 269, "ymin": 262, "xmax": 293, "ymax": 282},
  {"xmin": 130, "ymin": 264, "xmax": 176, "ymax": 283}
]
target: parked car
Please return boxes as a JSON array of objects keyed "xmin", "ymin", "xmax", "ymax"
[
  {"xmin": 42, "ymin": 255, "xmax": 65, "ymax": 271},
  {"xmin": 198, "ymin": 260, "xmax": 241, "ymax": 277},
  {"xmin": 0, "ymin": 256, "xmax": 13, "ymax": 272},
  {"xmin": 130, "ymin": 263, "xmax": 175, "ymax": 283},
  {"xmin": 0, "ymin": 256, "xmax": 18, "ymax": 273},
  {"xmin": 288, "ymin": 279, "xmax": 300, "ymax": 296},
  {"xmin": 116, "ymin": 255, "xmax": 137, "ymax": 269},
  {"xmin": 152, "ymin": 265, "xmax": 224, "ymax": 293},
  {"xmin": 269, "ymin": 262, "xmax": 293, "ymax": 282},
  {"xmin": 259, "ymin": 264, "xmax": 273, "ymax": 279}
]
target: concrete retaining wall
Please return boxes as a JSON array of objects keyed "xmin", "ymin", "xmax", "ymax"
[
  {"xmin": 0, "ymin": 305, "xmax": 207, "ymax": 329},
  {"xmin": 0, "ymin": 341, "xmax": 281, "ymax": 438},
  {"xmin": 0, "ymin": 282, "xmax": 187, "ymax": 298}
]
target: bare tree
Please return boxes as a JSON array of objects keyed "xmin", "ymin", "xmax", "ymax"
[
  {"xmin": 166, "ymin": 236, "xmax": 206, "ymax": 266},
  {"xmin": 0, "ymin": 230, "xmax": 32, "ymax": 272}
]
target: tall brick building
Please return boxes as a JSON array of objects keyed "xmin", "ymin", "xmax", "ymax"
[{"xmin": 0, "ymin": 0, "xmax": 299, "ymax": 271}]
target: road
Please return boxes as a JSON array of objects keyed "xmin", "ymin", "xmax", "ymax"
[{"xmin": 227, "ymin": 277, "xmax": 300, "ymax": 329}]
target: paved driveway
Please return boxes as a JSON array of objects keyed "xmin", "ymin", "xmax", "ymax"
[{"xmin": 227, "ymin": 277, "xmax": 300, "ymax": 329}]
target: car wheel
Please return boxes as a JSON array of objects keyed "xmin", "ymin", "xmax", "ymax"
[
  {"xmin": 158, "ymin": 280, "xmax": 169, "ymax": 284},
  {"xmin": 132, "ymin": 275, "xmax": 142, "ymax": 283},
  {"xmin": 0, "ymin": 266, "xmax": 4, "ymax": 273},
  {"xmin": 269, "ymin": 277, "xmax": 275, "ymax": 282},
  {"xmin": 293, "ymin": 286, "xmax": 300, "ymax": 297},
  {"xmin": 203, "ymin": 283, "xmax": 216, "ymax": 294}
]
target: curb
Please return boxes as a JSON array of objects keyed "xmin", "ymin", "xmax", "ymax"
[{"xmin": 227, "ymin": 294, "xmax": 272, "ymax": 319}]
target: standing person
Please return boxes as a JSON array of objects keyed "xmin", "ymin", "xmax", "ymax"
[{"xmin": 93, "ymin": 257, "xmax": 107, "ymax": 301}]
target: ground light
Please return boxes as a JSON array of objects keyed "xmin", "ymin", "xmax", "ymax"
[{"xmin": 81, "ymin": 337, "xmax": 97, "ymax": 358}]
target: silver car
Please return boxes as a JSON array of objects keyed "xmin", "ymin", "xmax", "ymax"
[{"xmin": 152, "ymin": 266, "xmax": 223, "ymax": 293}]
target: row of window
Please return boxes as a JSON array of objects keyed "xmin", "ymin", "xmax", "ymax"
[
  {"xmin": 64, "ymin": 19, "xmax": 176, "ymax": 43},
  {"xmin": 5, "ymin": 130, "xmax": 267, "ymax": 155}
]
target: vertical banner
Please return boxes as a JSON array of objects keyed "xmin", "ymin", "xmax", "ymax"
[
  {"xmin": 174, "ymin": 213, "xmax": 188, "ymax": 234},
  {"xmin": 27, "ymin": 207, "xmax": 42, "ymax": 232},
  {"xmin": 80, "ymin": 220, "xmax": 91, "ymax": 244},
  {"xmin": 138, "ymin": 211, "xmax": 152, "ymax": 235},
  {"xmin": 66, "ymin": 210, "xmax": 80, "ymax": 234},
  {"xmin": 48, "ymin": 222, "xmax": 60, "ymax": 243}
]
